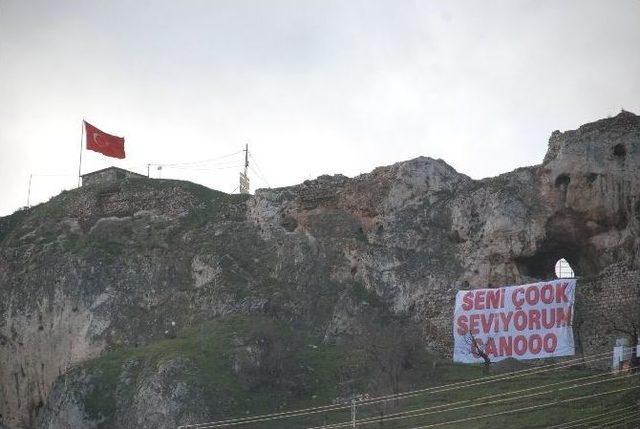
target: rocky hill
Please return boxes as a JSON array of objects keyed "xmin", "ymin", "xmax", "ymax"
[{"xmin": 1, "ymin": 111, "xmax": 639, "ymax": 428}]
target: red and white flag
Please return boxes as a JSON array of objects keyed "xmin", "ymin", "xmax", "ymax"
[{"xmin": 84, "ymin": 121, "xmax": 125, "ymax": 159}]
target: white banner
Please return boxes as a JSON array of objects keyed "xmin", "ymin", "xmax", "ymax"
[{"xmin": 453, "ymin": 279, "xmax": 575, "ymax": 363}]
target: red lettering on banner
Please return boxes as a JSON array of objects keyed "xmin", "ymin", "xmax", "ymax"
[
  {"xmin": 512, "ymin": 288, "xmax": 525, "ymax": 309},
  {"xmin": 462, "ymin": 292, "xmax": 474, "ymax": 311},
  {"xmin": 486, "ymin": 290, "xmax": 501, "ymax": 309},
  {"xmin": 465, "ymin": 332, "xmax": 564, "ymax": 360},
  {"xmin": 500, "ymin": 311, "xmax": 513, "ymax": 332},
  {"xmin": 525, "ymin": 286, "xmax": 540, "ymax": 305},
  {"xmin": 469, "ymin": 314, "xmax": 480, "ymax": 335},
  {"xmin": 514, "ymin": 310, "xmax": 527, "ymax": 331},
  {"xmin": 556, "ymin": 307, "xmax": 572, "ymax": 327},
  {"xmin": 481, "ymin": 313, "xmax": 494, "ymax": 334},
  {"xmin": 475, "ymin": 290, "xmax": 486, "ymax": 310},
  {"xmin": 541, "ymin": 308, "xmax": 555, "ymax": 329},
  {"xmin": 528, "ymin": 309, "xmax": 541, "ymax": 330},
  {"xmin": 514, "ymin": 335, "xmax": 527, "ymax": 356},
  {"xmin": 499, "ymin": 336, "xmax": 512, "ymax": 356},
  {"xmin": 455, "ymin": 281, "xmax": 575, "ymax": 363},
  {"xmin": 555, "ymin": 283, "xmax": 569, "ymax": 303},
  {"xmin": 456, "ymin": 315, "xmax": 468, "ymax": 335},
  {"xmin": 529, "ymin": 334, "xmax": 542, "ymax": 354},
  {"xmin": 543, "ymin": 333, "xmax": 558, "ymax": 352},
  {"xmin": 485, "ymin": 338, "xmax": 497, "ymax": 356},
  {"xmin": 541, "ymin": 284, "xmax": 554, "ymax": 304}
]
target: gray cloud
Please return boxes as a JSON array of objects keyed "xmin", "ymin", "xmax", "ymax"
[{"xmin": 1, "ymin": 0, "xmax": 639, "ymax": 215}]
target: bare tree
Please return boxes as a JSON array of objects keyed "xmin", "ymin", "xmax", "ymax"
[
  {"xmin": 463, "ymin": 333, "xmax": 491, "ymax": 372},
  {"xmin": 353, "ymin": 318, "xmax": 426, "ymax": 402}
]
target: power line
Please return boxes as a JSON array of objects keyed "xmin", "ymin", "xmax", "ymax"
[
  {"xmin": 545, "ymin": 405, "xmax": 638, "ymax": 429},
  {"xmin": 194, "ymin": 367, "xmax": 636, "ymax": 429},
  {"xmin": 406, "ymin": 385, "xmax": 640, "ymax": 429},
  {"xmin": 604, "ymin": 416, "xmax": 640, "ymax": 428},
  {"xmin": 166, "ymin": 160, "xmax": 243, "ymax": 169},
  {"xmin": 315, "ymin": 370, "xmax": 639, "ymax": 429},
  {"xmin": 164, "ymin": 164, "xmax": 244, "ymax": 172},
  {"xmin": 357, "ymin": 350, "xmax": 615, "ymax": 407},
  {"xmin": 158, "ymin": 150, "xmax": 243, "ymax": 168},
  {"xmin": 248, "ymin": 152, "xmax": 271, "ymax": 188},
  {"xmin": 180, "ymin": 351, "xmax": 614, "ymax": 428},
  {"xmin": 590, "ymin": 411, "xmax": 640, "ymax": 428},
  {"xmin": 150, "ymin": 159, "xmax": 244, "ymax": 172},
  {"xmin": 248, "ymin": 165, "xmax": 270, "ymax": 188},
  {"xmin": 179, "ymin": 351, "xmax": 615, "ymax": 429},
  {"xmin": 306, "ymin": 370, "xmax": 639, "ymax": 429}
]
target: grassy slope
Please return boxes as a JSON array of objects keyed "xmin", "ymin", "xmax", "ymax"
[
  {"xmin": 74, "ymin": 315, "xmax": 346, "ymax": 426},
  {"xmin": 74, "ymin": 314, "xmax": 639, "ymax": 428}
]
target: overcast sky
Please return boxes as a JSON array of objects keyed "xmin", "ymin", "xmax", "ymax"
[{"xmin": 1, "ymin": 0, "xmax": 639, "ymax": 216}]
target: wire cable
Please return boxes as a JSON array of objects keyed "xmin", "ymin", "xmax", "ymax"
[
  {"xmin": 248, "ymin": 165, "xmax": 270, "ymax": 188},
  {"xmin": 158, "ymin": 150, "xmax": 243, "ymax": 168},
  {"xmin": 606, "ymin": 416, "xmax": 640, "ymax": 429},
  {"xmin": 248, "ymin": 152, "xmax": 271, "ymax": 188},
  {"xmin": 164, "ymin": 165, "xmax": 244, "ymax": 172},
  {"xmin": 591, "ymin": 411, "xmax": 640, "ymax": 428},
  {"xmin": 545, "ymin": 404, "xmax": 637, "ymax": 428},
  {"xmin": 357, "ymin": 350, "xmax": 615, "ymax": 407},
  {"xmin": 304, "ymin": 370, "xmax": 639, "ymax": 429},
  {"xmin": 406, "ymin": 385, "xmax": 640, "ymax": 429},
  {"xmin": 180, "ymin": 351, "xmax": 616, "ymax": 429},
  {"xmin": 179, "ymin": 351, "xmax": 613, "ymax": 428}
]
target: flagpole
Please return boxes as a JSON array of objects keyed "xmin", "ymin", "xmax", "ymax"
[
  {"xmin": 26, "ymin": 173, "xmax": 33, "ymax": 207},
  {"xmin": 78, "ymin": 120, "xmax": 84, "ymax": 187}
]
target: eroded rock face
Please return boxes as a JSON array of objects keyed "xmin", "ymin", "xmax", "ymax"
[{"xmin": 0, "ymin": 111, "xmax": 639, "ymax": 428}]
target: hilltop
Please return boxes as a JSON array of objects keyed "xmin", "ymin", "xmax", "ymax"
[{"xmin": 1, "ymin": 112, "xmax": 639, "ymax": 428}]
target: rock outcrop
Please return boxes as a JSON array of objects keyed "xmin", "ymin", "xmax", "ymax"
[{"xmin": 0, "ymin": 111, "xmax": 639, "ymax": 428}]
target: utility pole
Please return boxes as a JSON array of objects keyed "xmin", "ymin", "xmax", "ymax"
[
  {"xmin": 26, "ymin": 174, "xmax": 33, "ymax": 207},
  {"xmin": 350, "ymin": 399, "xmax": 357, "ymax": 428},
  {"xmin": 239, "ymin": 144, "xmax": 250, "ymax": 194}
]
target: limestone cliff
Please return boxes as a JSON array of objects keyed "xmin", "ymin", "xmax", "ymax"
[{"xmin": 0, "ymin": 112, "xmax": 639, "ymax": 428}]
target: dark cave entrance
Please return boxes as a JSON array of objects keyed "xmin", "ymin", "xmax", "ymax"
[
  {"xmin": 515, "ymin": 209, "xmax": 600, "ymax": 281},
  {"xmin": 515, "ymin": 241, "xmax": 599, "ymax": 281},
  {"xmin": 516, "ymin": 249, "xmax": 580, "ymax": 281}
]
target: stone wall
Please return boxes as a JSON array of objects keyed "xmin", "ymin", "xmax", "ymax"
[
  {"xmin": 575, "ymin": 263, "xmax": 640, "ymax": 365},
  {"xmin": 81, "ymin": 168, "xmax": 145, "ymax": 187}
]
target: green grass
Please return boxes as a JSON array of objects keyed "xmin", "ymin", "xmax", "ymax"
[
  {"xmin": 71, "ymin": 314, "xmax": 640, "ymax": 428},
  {"xmin": 349, "ymin": 282, "xmax": 383, "ymax": 307},
  {"xmin": 0, "ymin": 208, "xmax": 29, "ymax": 243},
  {"xmin": 74, "ymin": 315, "xmax": 346, "ymax": 425},
  {"xmin": 229, "ymin": 361, "xmax": 639, "ymax": 429}
]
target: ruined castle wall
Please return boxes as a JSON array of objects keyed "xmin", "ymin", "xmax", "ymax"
[
  {"xmin": 81, "ymin": 169, "xmax": 145, "ymax": 187},
  {"xmin": 575, "ymin": 263, "xmax": 640, "ymax": 363}
]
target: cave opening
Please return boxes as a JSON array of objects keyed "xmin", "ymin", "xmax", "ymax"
[
  {"xmin": 514, "ymin": 208, "xmax": 600, "ymax": 281},
  {"xmin": 613, "ymin": 143, "xmax": 627, "ymax": 158},
  {"xmin": 555, "ymin": 174, "xmax": 570, "ymax": 188}
]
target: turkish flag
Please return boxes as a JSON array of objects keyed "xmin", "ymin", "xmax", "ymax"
[{"xmin": 84, "ymin": 121, "xmax": 125, "ymax": 159}]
